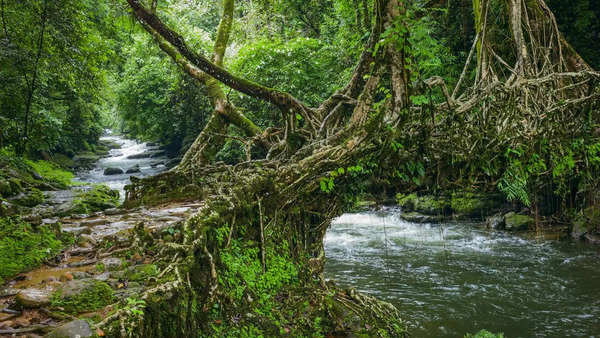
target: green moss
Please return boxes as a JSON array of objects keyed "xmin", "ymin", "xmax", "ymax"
[
  {"xmin": 25, "ymin": 159, "xmax": 74, "ymax": 188},
  {"xmin": 50, "ymin": 280, "xmax": 114, "ymax": 313},
  {"xmin": 129, "ymin": 264, "xmax": 159, "ymax": 282},
  {"xmin": 15, "ymin": 187, "xmax": 45, "ymax": 207},
  {"xmin": 396, "ymin": 193, "xmax": 451, "ymax": 215},
  {"xmin": 0, "ymin": 217, "xmax": 65, "ymax": 284},
  {"xmin": 71, "ymin": 185, "xmax": 119, "ymax": 214},
  {"xmin": 504, "ymin": 212, "xmax": 534, "ymax": 231}
]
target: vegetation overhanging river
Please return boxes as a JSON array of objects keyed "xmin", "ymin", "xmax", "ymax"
[
  {"xmin": 324, "ymin": 211, "xmax": 600, "ymax": 337},
  {"xmin": 74, "ymin": 135, "xmax": 600, "ymax": 337}
]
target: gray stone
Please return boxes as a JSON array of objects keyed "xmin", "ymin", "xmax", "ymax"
[
  {"xmin": 126, "ymin": 165, "xmax": 141, "ymax": 174},
  {"xmin": 45, "ymin": 319, "xmax": 92, "ymax": 338},
  {"xmin": 16, "ymin": 288, "xmax": 52, "ymax": 308},
  {"xmin": 80, "ymin": 218, "xmax": 108, "ymax": 227},
  {"xmin": 103, "ymin": 167, "xmax": 124, "ymax": 175},
  {"xmin": 71, "ymin": 271, "xmax": 92, "ymax": 280},
  {"xmin": 94, "ymin": 272, "xmax": 110, "ymax": 282},
  {"xmin": 126, "ymin": 153, "xmax": 151, "ymax": 159},
  {"xmin": 103, "ymin": 208, "xmax": 123, "ymax": 216},
  {"xmin": 585, "ymin": 233, "xmax": 600, "ymax": 244},
  {"xmin": 59, "ymin": 280, "xmax": 95, "ymax": 299},
  {"xmin": 485, "ymin": 214, "xmax": 505, "ymax": 230},
  {"xmin": 62, "ymin": 226, "xmax": 92, "ymax": 235},
  {"xmin": 101, "ymin": 257, "xmax": 122, "ymax": 271},
  {"xmin": 400, "ymin": 212, "xmax": 444, "ymax": 223}
]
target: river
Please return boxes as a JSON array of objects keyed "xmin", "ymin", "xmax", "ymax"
[
  {"xmin": 74, "ymin": 134, "xmax": 169, "ymax": 199},
  {"xmin": 324, "ymin": 210, "xmax": 600, "ymax": 337},
  {"xmin": 52, "ymin": 135, "xmax": 600, "ymax": 337}
]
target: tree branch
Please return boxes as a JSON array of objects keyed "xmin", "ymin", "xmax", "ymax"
[{"xmin": 126, "ymin": 0, "xmax": 314, "ymax": 119}]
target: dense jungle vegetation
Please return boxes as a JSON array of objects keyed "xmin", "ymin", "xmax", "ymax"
[
  {"xmin": 1, "ymin": 0, "xmax": 599, "ymax": 209},
  {"xmin": 0, "ymin": 0, "xmax": 599, "ymax": 336}
]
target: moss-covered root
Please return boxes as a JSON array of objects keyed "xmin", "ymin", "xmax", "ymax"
[{"xmin": 100, "ymin": 284, "xmax": 407, "ymax": 337}]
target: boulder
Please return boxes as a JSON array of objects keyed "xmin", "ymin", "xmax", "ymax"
[
  {"xmin": 103, "ymin": 167, "xmax": 124, "ymax": 176},
  {"xmin": 126, "ymin": 165, "xmax": 141, "ymax": 174},
  {"xmin": 16, "ymin": 288, "xmax": 52, "ymax": 308},
  {"xmin": 485, "ymin": 214, "xmax": 505, "ymax": 230},
  {"xmin": 126, "ymin": 153, "xmax": 151, "ymax": 159},
  {"xmin": 504, "ymin": 212, "xmax": 534, "ymax": 231},
  {"xmin": 400, "ymin": 212, "xmax": 444, "ymax": 223},
  {"xmin": 45, "ymin": 319, "xmax": 92, "ymax": 338}
]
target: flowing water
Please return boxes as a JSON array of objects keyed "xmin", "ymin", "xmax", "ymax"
[
  {"xmin": 74, "ymin": 134, "xmax": 169, "ymax": 199},
  {"xmin": 324, "ymin": 210, "xmax": 600, "ymax": 337}
]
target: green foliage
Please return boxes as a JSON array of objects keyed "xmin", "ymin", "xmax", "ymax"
[
  {"xmin": 0, "ymin": 217, "xmax": 64, "ymax": 284},
  {"xmin": 50, "ymin": 281, "xmax": 114, "ymax": 313},
  {"xmin": 0, "ymin": 0, "xmax": 118, "ymax": 155},
  {"xmin": 230, "ymin": 37, "xmax": 347, "ymax": 127},
  {"xmin": 25, "ymin": 159, "xmax": 74, "ymax": 187},
  {"xmin": 218, "ymin": 236, "xmax": 298, "ymax": 305}
]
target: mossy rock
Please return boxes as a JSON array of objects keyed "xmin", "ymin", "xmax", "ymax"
[
  {"xmin": 14, "ymin": 188, "xmax": 45, "ymax": 207},
  {"xmin": 70, "ymin": 185, "xmax": 120, "ymax": 214},
  {"xmin": 504, "ymin": 212, "xmax": 534, "ymax": 231},
  {"xmin": 396, "ymin": 193, "xmax": 451, "ymax": 215},
  {"xmin": 51, "ymin": 280, "xmax": 114, "ymax": 313},
  {"xmin": 451, "ymin": 192, "xmax": 502, "ymax": 218}
]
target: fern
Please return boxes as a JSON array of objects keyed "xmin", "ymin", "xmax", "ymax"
[{"xmin": 498, "ymin": 167, "xmax": 530, "ymax": 206}]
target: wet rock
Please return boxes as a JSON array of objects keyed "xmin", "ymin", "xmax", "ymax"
[
  {"xmin": 101, "ymin": 257, "xmax": 122, "ymax": 271},
  {"xmin": 45, "ymin": 319, "xmax": 93, "ymax": 338},
  {"xmin": 16, "ymin": 288, "xmax": 52, "ymax": 308},
  {"xmin": 94, "ymin": 272, "xmax": 110, "ymax": 282},
  {"xmin": 79, "ymin": 234, "xmax": 97, "ymax": 246},
  {"xmin": 126, "ymin": 165, "xmax": 141, "ymax": 174},
  {"xmin": 71, "ymin": 213, "xmax": 89, "ymax": 219},
  {"xmin": 72, "ymin": 153, "xmax": 101, "ymax": 170},
  {"xmin": 71, "ymin": 271, "xmax": 91, "ymax": 280},
  {"xmin": 150, "ymin": 161, "xmax": 164, "ymax": 168},
  {"xmin": 80, "ymin": 218, "xmax": 108, "ymax": 227},
  {"xmin": 485, "ymin": 214, "xmax": 505, "ymax": 230},
  {"xmin": 103, "ymin": 167, "xmax": 124, "ymax": 176},
  {"xmin": 146, "ymin": 142, "xmax": 158, "ymax": 147},
  {"xmin": 126, "ymin": 153, "xmax": 151, "ymax": 160},
  {"xmin": 400, "ymin": 212, "xmax": 444, "ymax": 223},
  {"xmin": 103, "ymin": 208, "xmax": 123, "ymax": 216},
  {"xmin": 504, "ymin": 212, "xmax": 534, "ymax": 231},
  {"xmin": 62, "ymin": 226, "xmax": 92, "ymax": 235}
]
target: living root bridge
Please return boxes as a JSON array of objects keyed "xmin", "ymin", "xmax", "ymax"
[{"xmin": 113, "ymin": 125, "xmax": 406, "ymax": 336}]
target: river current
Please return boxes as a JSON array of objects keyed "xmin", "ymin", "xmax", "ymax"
[{"xmin": 324, "ymin": 210, "xmax": 600, "ymax": 337}]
